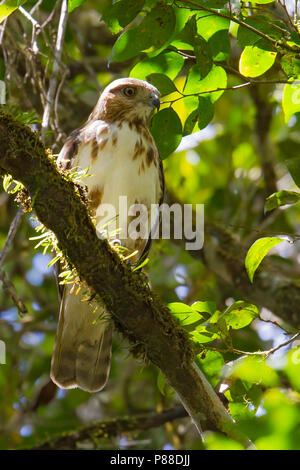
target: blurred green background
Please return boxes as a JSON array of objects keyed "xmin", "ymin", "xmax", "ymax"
[{"xmin": 1, "ymin": 0, "xmax": 300, "ymax": 450}]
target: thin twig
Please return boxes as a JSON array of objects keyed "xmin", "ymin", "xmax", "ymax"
[
  {"xmin": 0, "ymin": 17, "xmax": 8, "ymax": 46},
  {"xmin": 265, "ymin": 332, "xmax": 300, "ymax": 356},
  {"xmin": 41, "ymin": 0, "xmax": 68, "ymax": 139},
  {"xmin": 176, "ymin": 0, "xmax": 300, "ymax": 53},
  {"xmin": 0, "ymin": 206, "xmax": 23, "ymax": 267},
  {"xmin": 162, "ymin": 77, "xmax": 297, "ymax": 106},
  {"xmin": 0, "ymin": 206, "xmax": 26, "ymax": 314},
  {"xmin": 204, "ymin": 332, "xmax": 300, "ymax": 358},
  {"xmin": 54, "ymin": 68, "xmax": 69, "ymax": 134},
  {"xmin": 162, "ymin": 83, "xmax": 252, "ymax": 105},
  {"xmin": 218, "ymin": 61, "xmax": 286, "ymax": 83},
  {"xmin": 258, "ymin": 314, "xmax": 294, "ymax": 335},
  {"xmin": 18, "ymin": 6, "xmax": 40, "ymax": 28},
  {"xmin": 0, "ymin": 268, "xmax": 27, "ymax": 314},
  {"xmin": 30, "ymin": 0, "xmax": 43, "ymax": 15},
  {"xmin": 223, "ymin": 222, "xmax": 300, "ymax": 241},
  {"xmin": 18, "ymin": 6, "xmax": 41, "ymax": 54},
  {"xmin": 41, "ymin": 2, "xmax": 60, "ymax": 30},
  {"xmin": 279, "ymin": 0, "xmax": 298, "ymax": 32}
]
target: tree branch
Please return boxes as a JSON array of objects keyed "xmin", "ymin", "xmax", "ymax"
[
  {"xmin": 177, "ymin": 0, "xmax": 300, "ymax": 54},
  {"xmin": 0, "ymin": 111, "xmax": 252, "ymax": 447},
  {"xmin": 0, "ymin": 206, "xmax": 26, "ymax": 314},
  {"xmin": 28, "ymin": 407, "xmax": 188, "ymax": 450},
  {"xmin": 41, "ymin": 0, "xmax": 68, "ymax": 138},
  {"xmin": 0, "ymin": 206, "xmax": 23, "ymax": 266},
  {"xmin": 249, "ymin": 85, "xmax": 277, "ymax": 197},
  {"xmin": 0, "ymin": 268, "xmax": 27, "ymax": 314}
]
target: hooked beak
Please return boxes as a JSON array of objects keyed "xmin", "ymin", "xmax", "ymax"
[{"xmin": 150, "ymin": 94, "xmax": 160, "ymax": 110}]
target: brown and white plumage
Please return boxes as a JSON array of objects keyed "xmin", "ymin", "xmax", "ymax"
[{"xmin": 51, "ymin": 78, "xmax": 164, "ymax": 393}]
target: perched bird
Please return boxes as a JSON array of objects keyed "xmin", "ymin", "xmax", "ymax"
[{"xmin": 51, "ymin": 78, "xmax": 164, "ymax": 393}]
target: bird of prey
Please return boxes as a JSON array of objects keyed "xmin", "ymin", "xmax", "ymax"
[{"xmin": 50, "ymin": 78, "xmax": 164, "ymax": 393}]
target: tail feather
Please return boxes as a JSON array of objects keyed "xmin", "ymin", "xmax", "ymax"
[{"xmin": 51, "ymin": 286, "xmax": 112, "ymax": 393}]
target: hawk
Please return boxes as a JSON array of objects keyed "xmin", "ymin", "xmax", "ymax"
[{"xmin": 50, "ymin": 78, "xmax": 164, "ymax": 393}]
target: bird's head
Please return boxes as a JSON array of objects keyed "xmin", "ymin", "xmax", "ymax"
[{"xmin": 91, "ymin": 78, "xmax": 160, "ymax": 124}]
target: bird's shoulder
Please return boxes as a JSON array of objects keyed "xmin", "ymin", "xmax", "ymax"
[{"xmin": 57, "ymin": 120, "xmax": 112, "ymax": 171}]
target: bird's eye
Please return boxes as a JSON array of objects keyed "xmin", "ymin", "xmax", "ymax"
[{"xmin": 123, "ymin": 87, "xmax": 136, "ymax": 97}]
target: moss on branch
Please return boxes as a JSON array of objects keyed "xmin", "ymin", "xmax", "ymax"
[
  {"xmin": 0, "ymin": 110, "xmax": 251, "ymax": 446},
  {"xmin": 27, "ymin": 407, "xmax": 188, "ymax": 450}
]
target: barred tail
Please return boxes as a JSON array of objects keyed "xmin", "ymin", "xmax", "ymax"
[{"xmin": 51, "ymin": 286, "xmax": 112, "ymax": 393}]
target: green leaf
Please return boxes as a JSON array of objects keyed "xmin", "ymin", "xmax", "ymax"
[
  {"xmin": 193, "ymin": 0, "xmax": 226, "ymax": 6},
  {"xmin": 184, "ymin": 64, "xmax": 227, "ymax": 103},
  {"xmin": 183, "ymin": 109, "xmax": 198, "ymax": 136},
  {"xmin": 168, "ymin": 302, "xmax": 202, "ymax": 326},
  {"xmin": 245, "ymin": 237, "xmax": 285, "ymax": 283},
  {"xmin": 193, "ymin": 36, "xmax": 213, "ymax": 79},
  {"xmin": 2, "ymin": 174, "xmax": 23, "ymax": 194},
  {"xmin": 174, "ymin": 14, "xmax": 196, "ymax": 47},
  {"xmin": 146, "ymin": 73, "xmax": 177, "ymax": 96},
  {"xmin": 173, "ymin": 312, "xmax": 202, "ymax": 326},
  {"xmin": 110, "ymin": 4, "xmax": 176, "ymax": 62},
  {"xmin": 196, "ymin": 10, "xmax": 230, "ymax": 61},
  {"xmin": 281, "ymin": 55, "xmax": 300, "ymax": 80},
  {"xmin": 102, "ymin": 0, "xmax": 145, "ymax": 34},
  {"xmin": 239, "ymin": 42, "xmax": 277, "ymax": 77},
  {"xmin": 248, "ymin": 0, "xmax": 274, "ymax": 3},
  {"xmin": 237, "ymin": 26, "xmax": 261, "ymax": 47},
  {"xmin": 197, "ymin": 96, "xmax": 214, "ymax": 130},
  {"xmin": 191, "ymin": 301, "xmax": 217, "ymax": 316},
  {"xmin": 58, "ymin": 270, "xmax": 73, "ymax": 278},
  {"xmin": 150, "ymin": 108, "xmax": 182, "ymax": 159},
  {"xmin": 176, "ymin": 16, "xmax": 213, "ymax": 78},
  {"xmin": 265, "ymin": 190, "xmax": 300, "ymax": 212},
  {"xmin": 146, "ymin": 3, "xmax": 191, "ymax": 59},
  {"xmin": 132, "ymin": 257, "xmax": 149, "ymax": 272},
  {"xmin": 171, "ymin": 3, "xmax": 191, "ymax": 37},
  {"xmin": 290, "ymin": 31, "xmax": 300, "ymax": 47},
  {"xmin": 223, "ymin": 301, "xmax": 259, "ymax": 329},
  {"xmin": 130, "ymin": 51, "xmax": 184, "ymax": 81},
  {"xmin": 168, "ymin": 302, "xmax": 196, "ymax": 314},
  {"xmin": 204, "ymin": 433, "xmax": 244, "ymax": 450},
  {"xmin": 183, "ymin": 96, "xmax": 214, "ymax": 135},
  {"xmin": 196, "ymin": 350, "xmax": 224, "ymax": 378},
  {"xmin": 190, "ymin": 330, "xmax": 217, "ymax": 344},
  {"xmin": 181, "ymin": 95, "xmax": 199, "ymax": 113},
  {"xmin": 208, "ymin": 30, "xmax": 230, "ymax": 62},
  {"xmin": 47, "ymin": 255, "xmax": 61, "ymax": 268},
  {"xmin": 68, "ymin": 0, "xmax": 86, "ymax": 13},
  {"xmin": 237, "ymin": 17, "xmax": 283, "ymax": 47},
  {"xmin": 196, "ymin": 10, "xmax": 230, "ymax": 38},
  {"xmin": 3, "ymin": 174, "xmax": 12, "ymax": 192},
  {"xmin": 284, "ymin": 347, "xmax": 300, "ymax": 392},
  {"xmin": 282, "ymin": 80, "xmax": 300, "ymax": 124},
  {"xmin": 285, "ymin": 157, "xmax": 300, "ymax": 187},
  {"xmin": 0, "ymin": 0, "xmax": 26, "ymax": 23},
  {"xmin": 228, "ymin": 402, "xmax": 255, "ymax": 421},
  {"xmin": 209, "ymin": 310, "xmax": 221, "ymax": 324},
  {"xmin": 231, "ymin": 356, "xmax": 278, "ymax": 387}
]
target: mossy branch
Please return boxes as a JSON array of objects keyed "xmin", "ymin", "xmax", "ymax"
[
  {"xmin": 27, "ymin": 407, "xmax": 188, "ymax": 450},
  {"xmin": 0, "ymin": 110, "xmax": 252, "ymax": 447}
]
